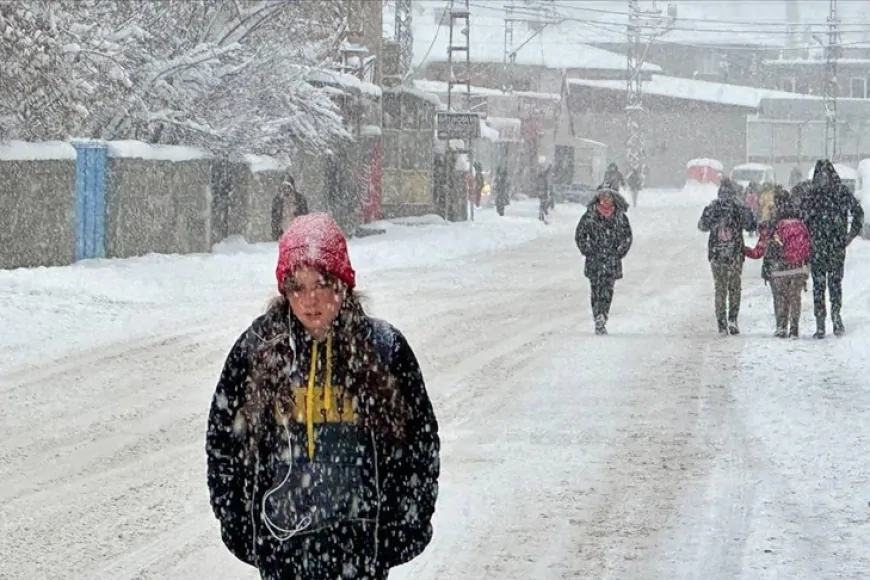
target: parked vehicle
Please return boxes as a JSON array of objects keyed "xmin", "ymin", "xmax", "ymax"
[
  {"xmin": 686, "ymin": 158, "xmax": 723, "ymax": 186},
  {"xmin": 552, "ymin": 137, "xmax": 606, "ymax": 205},
  {"xmin": 730, "ymin": 163, "xmax": 776, "ymax": 189}
]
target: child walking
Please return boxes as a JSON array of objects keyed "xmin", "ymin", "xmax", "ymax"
[{"xmin": 744, "ymin": 188, "xmax": 812, "ymax": 338}]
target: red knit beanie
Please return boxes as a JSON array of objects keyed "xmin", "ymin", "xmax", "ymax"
[{"xmin": 275, "ymin": 213, "xmax": 356, "ymax": 290}]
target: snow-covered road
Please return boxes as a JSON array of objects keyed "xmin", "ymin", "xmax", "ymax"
[{"xmin": 2, "ymin": 193, "xmax": 868, "ymax": 579}]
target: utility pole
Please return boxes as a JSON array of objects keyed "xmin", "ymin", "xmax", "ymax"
[
  {"xmin": 824, "ymin": 0, "xmax": 840, "ymax": 160},
  {"xmin": 444, "ymin": 0, "xmax": 474, "ymax": 221},
  {"xmin": 395, "ymin": 0, "xmax": 413, "ymax": 82},
  {"xmin": 625, "ymin": 0, "xmax": 673, "ymax": 191},
  {"xmin": 502, "ymin": 0, "xmax": 517, "ymax": 93}
]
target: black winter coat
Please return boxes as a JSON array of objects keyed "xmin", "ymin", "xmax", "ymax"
[
  {"xmin": 575, "ymin": 193, "xmax": 633, "ymax": 280},
  {"xmin": 206, "ymin": 304, "xmax": 439, "ymax": 580},
  {"xmin": 800, "ymin": 169, "xmax": 863, "ymax": 272},
  {"xmin": 698, "ymin": 198, "xmax": 756, "ymax": 263}
]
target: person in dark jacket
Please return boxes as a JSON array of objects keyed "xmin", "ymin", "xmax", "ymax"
[
  {"xmin": 603, "ymin": 162, "xmax": 626, "ymax": 192},
  {"xmin": 574, "ymin": 186, "xmax": 633, "ymax": 335},
  {"xmin": 536, "ymin": 164, "xmax": 552, "ymax": 222},
  {"xmin": 271, "ymin": 174, "xmax": 310, "ymax": 241},
  {"xmin": 493, "ymin": 165, "xmax": 510, "ymax": 216},
  {"xmin": 789, "ymin": 179, "xmax": 813, "ymax": 206},
  {"xmin": 800, "ymin": 159, "xmax": 864, "ymax": 337},
  {"xmin": 698, "ymin": 178, "xmax": 757, "ymax": 335},
  {"xmin": 206, "ymin": 213, "xmax": 440, "ymax": 580}
]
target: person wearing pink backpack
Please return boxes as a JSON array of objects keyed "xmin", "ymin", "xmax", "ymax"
[{"xmin": 744, "ymin": 188, "xmax": 812, "ymax": 338}]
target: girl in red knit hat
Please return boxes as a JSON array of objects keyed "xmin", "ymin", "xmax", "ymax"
[{"xmin": 206, "ymin": 213, "xmax": 440, "ymax": 580}]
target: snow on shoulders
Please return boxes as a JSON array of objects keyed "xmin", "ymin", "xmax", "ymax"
[
  {"xmin": 0, "ymin": 141, "xmax": 77, "ymax": 161},
  {"xmin": 686, "ymin": 158, "xmax": 724, "ymax": 171},
  {"xmin": 107, "ymin": 140, "xmax": 209, "ymax": 162},
  {"xmin": 242, "ymin": 154, "xmax": 289, "ymax": 173}
]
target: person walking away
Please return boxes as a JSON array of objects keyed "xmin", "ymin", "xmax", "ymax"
[
  {"xmin": 743, "ymin": 181, "xmax": 761, "ymax": 223},
  {"xmin": 627, "ymin": 167, "xmax": 642, "ymax": 208},
  {"xmin": 789, "ymin": 165, "xmax": 804, "ymax": 188},
  {"xmin": 789, "ymin": 179, "xmax": 813, "ymax": 207},
  {"xmin": 575, "ymin": 186, "xmax": 633, "ymax": 335},
  {"xmin": 603, "ymin": 162, "xmax": 626, "ymax": 192},
  {"xmin": 698, "ymin": 178, "xmax": 757, "ymax": 335},
  {"xmin": 271, "ymin": 174, "xmax": 310, "ymax": 241},
  {"xmin": 472, "ymin": 162, "xmax": 485, "ymax": 208},
  {"xmin": 801, "ymin": 159, "xmax": 864, "ymax": 337},
  {"xmin": 536, "ymin": 163, "xmax": 552, "ymax": 223},
  {"xmin": 206, "ymin": 213, "xmax": 440, "ymax": 580},
  {"xmin": 744, "ymin": 189, "xmax": 811, "ymax": 338},
  {"xmin": 493, "ymin": 165, "xmax": 510, "ymax": 216}
]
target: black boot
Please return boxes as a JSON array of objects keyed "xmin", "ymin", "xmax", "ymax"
[
  {"xmin": 788, "ymin": 324, "xmax": 799, "ymax": 339},
  {"xmin": 832, "ymin": 313, "xmax": 845, "ymax": 337},
  {"xmin": 717, "ymin": 317, "xmax": 727, "ymax": 335},
  {"xmin": 813, "ymin": 316, "xmax": 826, "ymax": 339},
  {"xmin": 728, "ymin": 320, "xmax": 740, "ymax": 335}
]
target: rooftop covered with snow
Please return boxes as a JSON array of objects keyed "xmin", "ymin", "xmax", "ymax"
[
  {"xmin": 568, "ymin": 74, "xmax": 820, "ymax": 109},
  {"xmin": 413, "ymin": 79, "xmax": 560, "ymax": 102},
  {"xmin": 401, "ymin": 1, "xmax": 661, "ymax": 72}
]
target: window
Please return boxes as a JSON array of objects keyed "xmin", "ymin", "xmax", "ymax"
[
  {"xmin": 850, "ymin": 77, "xmax": 867, "ymax": 98},
  {"xmin": 779, "ymin": 77, "xmax": 796, "ymax": 93}
]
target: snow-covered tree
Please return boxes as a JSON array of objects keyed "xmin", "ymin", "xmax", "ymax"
[
  {"xmin": 0, "ymin": 0, "xmax": 353, "ymax": 155},
  {"xmin": 0, "ymin": 1, "xmax": 93, "ymax": 141}
]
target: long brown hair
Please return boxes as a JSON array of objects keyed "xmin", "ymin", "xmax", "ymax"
[{"xmin": 245, "ymin": 284, "xmax": 408, "ymax": 449}]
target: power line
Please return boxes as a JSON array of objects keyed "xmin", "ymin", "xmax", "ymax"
[{"xmin": 466, "ymin": 2, "xmax": 870, "ymax": 36}]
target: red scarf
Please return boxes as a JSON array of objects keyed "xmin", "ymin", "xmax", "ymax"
[{"xmin": 597, "ymin": 199, "xmax": 615, "ymax": 218}]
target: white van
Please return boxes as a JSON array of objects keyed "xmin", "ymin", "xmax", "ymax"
[{"xmin": 730, "ymin": 163, "xmax": 775, "ymax": 189}]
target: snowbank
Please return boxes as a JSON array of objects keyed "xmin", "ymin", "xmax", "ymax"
[
  {"xmin": 0, "ymin": 140, "xmax": 77, "ymax": 161},
  {"xmin": 107, "ymin": 140, "xmax": 209, "ymax": 162},
  {"xmin": 242, "ymin": 154, "xmax": 288, "ymax": 173}
]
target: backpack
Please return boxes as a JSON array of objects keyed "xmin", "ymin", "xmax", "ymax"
[
  {"xmin": 775, "ymin": 219, "xmax": 811, "ymax": 266},
  {"xmin": 710, "ymin": 212, "xmax": 742, "ymax": 260}
]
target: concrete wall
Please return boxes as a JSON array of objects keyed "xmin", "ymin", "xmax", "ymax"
[
  {"xmin": 0, "ymin": 139, "xmax": 381, "ymax": 270},
  {"xmin": 105, "ymin": 156, "xmax": 212, "ymax": 259},
  {"xmin": 228, "ymin": 163, "xmax": 286, "ymax": 243},
  {"xmin": 0, "ymin": 158, "xmax": 76, "ymax": 269}
]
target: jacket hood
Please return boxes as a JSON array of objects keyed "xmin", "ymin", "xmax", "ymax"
[
  {"xmin": 717, "ymin": 178, "xmax": 741, "ymax": 200},
  {"xmin": 775, "ymin": 199, "xmax": 802, "ymax": 220},
  {"xmin": 588, "ymin": 189, "xmax": 629, "ymax": 212},
  {"xmin": 812, "ymin": 159, "xmax": 841, "ymax": 192}
]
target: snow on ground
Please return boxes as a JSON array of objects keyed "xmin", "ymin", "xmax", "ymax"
[
  {"xmin": 2, "ymin": 190, "xmax": 869, "ymax": 579},
  {"xmin": 0, "ymin": 200, "xmax": 561, "ymax": 363}
]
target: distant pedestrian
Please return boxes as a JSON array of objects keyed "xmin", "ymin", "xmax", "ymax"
[
  {"xmin": 800, "ymin": 159, "xmax": 864, "ymax": 337},
  {"xmin": 698, "ymin": 178, "xmax": 757, "ymax": 335},
  {"xmin": 271, "ymin": 174, "xmax": 310, "ymax": 240},
  {"xmin": 574, "ymin": 186, "xmax": 633, "ymax": 335}
]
